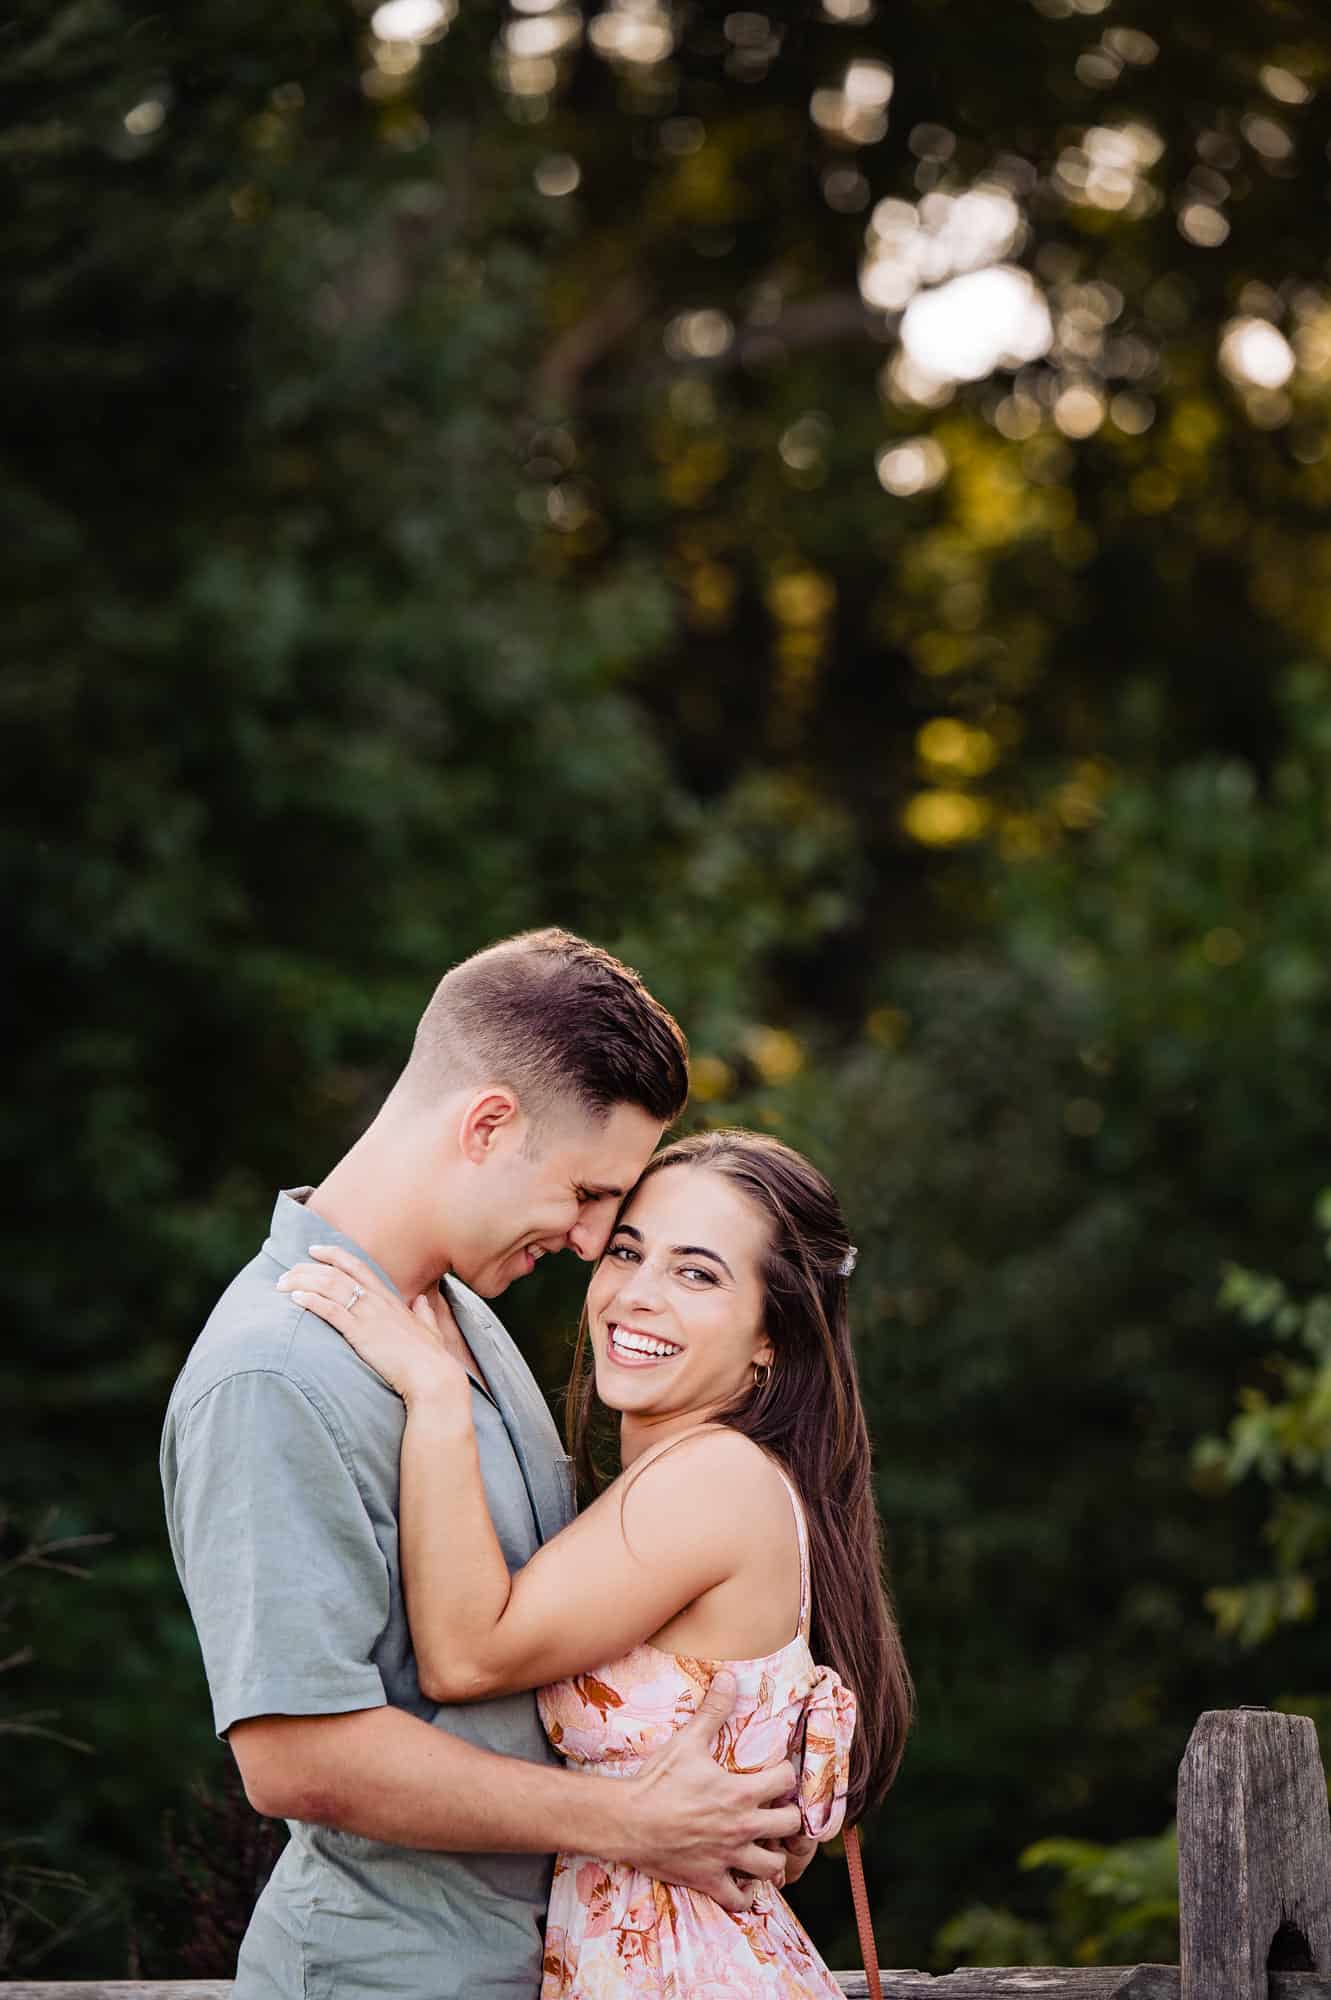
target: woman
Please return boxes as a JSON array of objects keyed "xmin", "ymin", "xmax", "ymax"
[{"xmin": 281, "ymin": 1130, "xmax": 912, "ymax": 1997}]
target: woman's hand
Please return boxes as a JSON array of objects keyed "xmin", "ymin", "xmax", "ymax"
[{"xmin": 277, "ymin": 1244, "xmax": 471, "ymax": 1412}]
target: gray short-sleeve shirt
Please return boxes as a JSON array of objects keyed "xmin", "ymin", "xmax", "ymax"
[{"xmin": 161, "ymin": 1191, "xmax": 576, "ymax": 2000}]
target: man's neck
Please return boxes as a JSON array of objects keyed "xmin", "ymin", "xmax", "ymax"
[{"xmin": 306, "ymin": 1113, "xmax": 450, "ymax": 1302}]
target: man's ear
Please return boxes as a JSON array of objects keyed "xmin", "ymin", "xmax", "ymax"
[{"xmin": 457, "ymin": 1087, "xmax": 522, "ymax": 1165}]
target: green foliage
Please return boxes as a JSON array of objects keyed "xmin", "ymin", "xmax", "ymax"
[
  {"xmin": 0, "ymin": 1515, "xmax": 113, "ymax": 1972},
  {"xmin": 774, "ymin": 674, "xmax": 1331, "ymax": 1957},
  {"xmin": 5, "ymin": 2, "xmax": 861, "ymax": 1965},
  {"xmin": 13, "ymin": 0, "xmax": 1331, "ymax": 1979},
  {"xmin": 938, "ymin": 1826, "xmax": 1178, "ymax": 1970},
  {"xmin": 134, "ymin": 1765, "xmax": 286, "ymax": 1981},
  {"xmin": 1195, "ymin": 1194, "xmax": 1331, "ymax": 1646}
]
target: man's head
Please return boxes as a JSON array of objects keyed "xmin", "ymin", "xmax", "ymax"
[{"xmin": 394, "ymin": 929, "xmax": 689, "ymax": 1297}]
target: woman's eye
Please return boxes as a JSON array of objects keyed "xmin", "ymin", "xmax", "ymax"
[
  {"xmin": 678, "ymin": 1265, "xmax": 716, "ymax": 1284},
  {"xmin": 608, "ymin": 1243, "xmax": 639, "ymax": 1263}
]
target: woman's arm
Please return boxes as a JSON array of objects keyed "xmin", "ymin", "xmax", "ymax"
[
  {"xmin": 400, "ymin": 1390, "xmax": 538, "ymax": 1701},
  {"xmin": 401, "ymin": 1399, "xmax": 757, "ymax": 1699},
  {"xmin": 278, "ymin": 1247, "xmax": 775, "ymax": 1702}
]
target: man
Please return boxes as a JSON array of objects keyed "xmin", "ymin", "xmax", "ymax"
[{"xmin": 162, "ymin": 929, "xmax": 805, "ymax": 2000}]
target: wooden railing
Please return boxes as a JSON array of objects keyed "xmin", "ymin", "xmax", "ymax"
[{"xmin": 8, "ymin": 1710, "xmax": 1331, "ymax": 1999}]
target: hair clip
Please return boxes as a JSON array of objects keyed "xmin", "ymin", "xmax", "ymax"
[{"xmin": 838, "ymin": 1245, "xmax": 858, "ymax": 1279}]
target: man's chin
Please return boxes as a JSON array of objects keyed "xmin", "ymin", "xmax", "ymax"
[
  {"xmin": 467, "ymin": 1268, "xmax": 514, "ymax": 1300},
  {"xmin": 463, "ymin": 1249, "xmax": 539, "ymax": 1299}
]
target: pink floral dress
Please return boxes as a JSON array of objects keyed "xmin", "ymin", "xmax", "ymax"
[{"xmin": 537, "ymin": 1469, "xmax": 856, "ymax": 1999}]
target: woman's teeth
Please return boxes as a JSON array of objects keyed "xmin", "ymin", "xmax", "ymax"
[{"xmin": 609, "ymin": 1325, "xmax": 682, "ymax": 1363}]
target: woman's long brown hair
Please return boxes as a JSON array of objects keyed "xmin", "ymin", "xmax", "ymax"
[{"xmin": 565, "ymin": 1128, "xmax": 913, "ymax": 1823}]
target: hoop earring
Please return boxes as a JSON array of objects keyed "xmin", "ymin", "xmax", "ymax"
[{"xmin": 753, "ymin": 1361, "xmax": 772, "ymax": 1390}]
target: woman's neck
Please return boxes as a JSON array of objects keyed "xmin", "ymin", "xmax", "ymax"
[{"xmin": 618, "ymin": 1401, "xmax": 729, "ymax": 1470}]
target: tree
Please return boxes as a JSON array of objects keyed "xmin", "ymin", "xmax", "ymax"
[
  {"xmin": 11, "ymin": 0, "xmax": 1331, "ymax": 1974},
  {"xmin": 4, "ymin": 2, "xmax": 856, "ymax": 1961}
]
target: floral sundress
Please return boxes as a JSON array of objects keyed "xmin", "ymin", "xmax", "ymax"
[{"xmin": 537, "ymin": 1467, "xmax": 856, "ymax": 1998}]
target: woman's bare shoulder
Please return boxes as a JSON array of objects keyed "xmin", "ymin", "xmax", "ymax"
[{"xmin": 620, "ymin": 1425, "xmax": 796, "ymax": 1529}]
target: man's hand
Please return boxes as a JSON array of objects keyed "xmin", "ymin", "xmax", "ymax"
[
  {"xmin": 777, "ymin": 1831, "xmax": 819, "ymax": 1889},
  {"xmin": 614, "ymin": 1670, "xmax": 803, "ymax": 1912}
]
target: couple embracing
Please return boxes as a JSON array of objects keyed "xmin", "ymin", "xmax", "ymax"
[{"xmin": 162, "ymin": 929, "xmax": 912, "ymax": 2000}]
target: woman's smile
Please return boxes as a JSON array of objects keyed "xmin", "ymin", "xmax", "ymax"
[{"xmin": 605, "ymin": 1321, "xmax": 685, "ymax": 1367}]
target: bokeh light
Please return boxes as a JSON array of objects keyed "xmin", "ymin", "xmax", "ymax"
[
  {"xmin": 1054, "ymin": 121, "xmax": 1163, "ymax": 215},
  {"xmin": 371, "ymin": 0, "xmax": 455, "ymax": 41},
  {"xmin": 534, "ymin": 153, "xmax": 581, "ymax": 196},
  {"xmin": 876, "ymin": 437, "xmax": 948, "ymax": 495},
  {"xmin": 664, "ymin": 309, "xmax": 734, "ymax": 360},
  {"xmin": 916, "ymin": 718, "xmax": 999, "ymax": 777},
  {"xmin": 860, "ymin": 185, "xmax": 1024, "ymax": 314},
  {"xmin": 902, "ymin": 790, "xmax": 992, "ymax": 845},
  {"xmin": 1053, "ymin": 383, "xmax": 1107, "ymax": 438},
  {"xmin": 900, "ymin": 266, "xmax": 1053, "ymax": 386},
  {"xmin": 811, "ymin": 59, "xmax": 893, "ymax": 144},
  {"xmin": 124, "ymin": 99, "xmax": 166, "ymax": 136},
  {"xmin": 1219, "ymin": 317, "xmax": 1296, "ymax": 390},
  {"xmin": 588, "ymin": 0, "xmax": 675, "ymax": 67}
]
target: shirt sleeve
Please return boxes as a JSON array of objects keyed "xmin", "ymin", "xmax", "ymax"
[{"xmin": 169, "ymin": 1368, "xmax": 390, "ymax": 1737}]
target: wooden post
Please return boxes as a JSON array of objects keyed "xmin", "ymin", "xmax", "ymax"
[{"xmin": 1178, "ymin": 1707, "xmax": 1331, "ymax": 2000}]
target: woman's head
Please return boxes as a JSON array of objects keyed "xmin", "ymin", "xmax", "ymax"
[
  {"xmin": 567, "ymin": 1128, "xmax": 913, "ymax": 1819},
  {"xmin": 585, "ymin": 1154, "xmax": 775, "ymax": 1424},
  {"xmin": 583, "ymin": 1131, "xmax": 856, "ymax": 1438}
]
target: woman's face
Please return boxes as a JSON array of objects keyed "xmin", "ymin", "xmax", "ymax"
[{"xmin": 585, "ymin": 1163, "xmax": 774, "ymax": 1425}]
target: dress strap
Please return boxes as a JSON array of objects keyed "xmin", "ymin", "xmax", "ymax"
[
  {"xmin": 627, "ymin": 1429, "xmax": 812, "ymax": 1642},
  {"xmin": 774, "ymin": 1467, "xmax": 811, "ymax": 1640}
]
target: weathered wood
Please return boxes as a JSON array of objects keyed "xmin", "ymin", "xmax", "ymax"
[
  {"xmin": 848, "ymin": 1974, "xmax": 1331, "ymax": 1997},
  {"xmin": 855, "ymin": 1979, "xmax": 1331, "ymax": 1997},
  {"xmin": 10, "ymin": 1976, "xmax": 1331, "ymax": 1998},
  {"xmin": 1178, "ymin": 1707, "xmax": 1331, "ymax": 2000},
  {"xmin": 840, "ymin": 1972, "xmax": 1179, "ymax": 1997},
  {"xmin": 1, "ymin": 1989, "xmax": 234, "ymax": 2000},
  {"xmin": 11, "ymin": 1978, "xmax": 1331, "ymax": 1998}
]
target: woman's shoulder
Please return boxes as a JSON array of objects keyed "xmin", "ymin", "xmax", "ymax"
[{"xmin": 621, "ymin": 1425, "xmax": 797, "ymax": 1525}]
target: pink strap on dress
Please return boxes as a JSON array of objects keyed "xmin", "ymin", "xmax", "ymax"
[
  {"xmin": 773, "ymin": 1469, "xmax": 856, "ymax": 1840},
  {"xmin": 773, "ymin": 1465, "xmax": 812, "ymax": 1639}
]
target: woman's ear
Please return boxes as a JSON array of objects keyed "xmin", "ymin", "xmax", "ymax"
[{"xmin": 457, "ymin": 1087, "xmax": 521, "ymax": 1165}]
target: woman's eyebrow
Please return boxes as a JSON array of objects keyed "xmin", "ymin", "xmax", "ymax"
[
  {"xmin": 672, "ymin": 1244, "xmax": 735, "ymax": 1281},
  {"xmin": 609, "ymin": 1223, "xmax": 735, "ymax": 1281}
]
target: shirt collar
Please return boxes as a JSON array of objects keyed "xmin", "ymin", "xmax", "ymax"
[{"xmin": 263, "ymin": 1186, "xmax": 402, "ymax": 1297}]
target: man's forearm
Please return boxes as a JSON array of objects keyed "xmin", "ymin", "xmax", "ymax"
[
  {"xmin": 231, "ymin": 1705, "xmax": 632, "ymax": 1859},
  {"xmin": 232, "ymin": 1676, "xmax": 803, "ymax": 1914}
]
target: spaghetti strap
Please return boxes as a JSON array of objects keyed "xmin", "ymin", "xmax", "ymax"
[
  {"xmin": 774, "ymin": 1467, "xmax": 812, "ymax": 1640},
  {"xmin": 625, "ymin": 1426, "xmax": 811, "ymax": 1644}
]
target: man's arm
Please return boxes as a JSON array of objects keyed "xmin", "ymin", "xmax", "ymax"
[
  {"xmin": 171, "ymin": 1369, "xmax": 802, "ymax": 1901},
  {"xmin": 230, "ymin": 1671, "xmax": 801, "ymax": 1910}
]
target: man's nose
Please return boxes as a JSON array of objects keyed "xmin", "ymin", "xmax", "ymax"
[{"xmin": 567, "ymin": 1210, "xmax": 615, "ymax": 1262}]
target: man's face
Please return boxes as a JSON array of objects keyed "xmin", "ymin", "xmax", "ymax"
[{"xmin": 453, "ymin": 1098, "xmax": 664, "ymax": 1298}]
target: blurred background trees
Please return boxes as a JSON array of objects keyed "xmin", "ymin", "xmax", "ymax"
[{"xmin": 8, "ymin": 0, "xmax": 1331, "ymax": 1974}]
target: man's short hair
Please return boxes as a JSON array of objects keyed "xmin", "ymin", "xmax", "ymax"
[{"xmin": 401, "ymin": 928, "xmax": 689, "ymax": 1126}]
